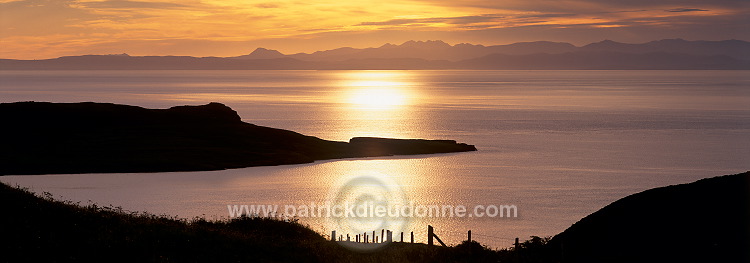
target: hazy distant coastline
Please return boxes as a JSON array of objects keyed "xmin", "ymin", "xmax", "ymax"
[{"xmin": 2, "ymin": 39, "xmax": 748, "ymax": 70}]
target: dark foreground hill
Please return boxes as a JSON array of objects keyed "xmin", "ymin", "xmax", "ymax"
[
  {"xmin": 0, "ymin": 182, "xmax": 506, "ymax": 263},
  {"xmin": 0, "ymin": 102, "xmax": 476, "ymax": 175},
  {"xmin": 1, "ymin": 169, "xmax": 746, "ymax": 261},
  {"xmin": 549, "ymin": 171, "xmax": 750, "ymax": 263}
]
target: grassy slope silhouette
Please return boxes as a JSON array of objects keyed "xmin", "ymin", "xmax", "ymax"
[
  {"xmin": 0, "ymin": 182, "xmax": 511, "ymax": 262},
  {"xmin": 2, "ymin": 172, "xmax": 747, "ymax": 262}
]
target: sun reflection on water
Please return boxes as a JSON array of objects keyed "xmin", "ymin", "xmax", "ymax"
[
  {"xmin": 320, "ymin": 70, "xmax": 439, "ymax": 249},
  {"xmin": 345, "ymin": 81, "xmax": 409, "ymax": 110},
  {"xmin": 339, "ymin": 71, "xmax": 415, "ymax": 110},
  {"xmin": 332, "ymin": 71, "xmax": 424, "ymax": 140}
]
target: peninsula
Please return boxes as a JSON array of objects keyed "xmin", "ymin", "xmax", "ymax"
[{"xmin": 0, "ymin": 102, "xmax": 476, "ymax": 175}]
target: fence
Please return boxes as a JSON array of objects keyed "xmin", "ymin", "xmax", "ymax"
[{"xmin": 330, "ymin": 225, "xmax": 520, "ymax": 248}]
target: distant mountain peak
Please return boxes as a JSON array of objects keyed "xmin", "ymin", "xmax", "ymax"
[
  {"xmin": 591, "ymin": 39, "xmax": 621, "ymax": 45},
  {"xmin": 399, "ymin": 40, "xmax": 451, "ymax": 48},
  {"xmin": 583, "ymin": 39, "xmax": 628, "ymax": 49},
  {"xmin": 652, "ymin": 38, "xmax": 688, "ymax": 44},
  {"xmin": 234, "ymin": 48, "xmax": 285, "ymax": 59},
  {"xmin": 250, "ymin": 47, "xmax": 284, "ymax": 56},
  {"xmin": 455, "ymin": 43, "xmax": 484, "ymax": 48}
]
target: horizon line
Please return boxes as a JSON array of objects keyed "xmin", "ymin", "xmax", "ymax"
[{"xmin": 3, "ymin": 38, "xmax": 746, "ymax": 61}]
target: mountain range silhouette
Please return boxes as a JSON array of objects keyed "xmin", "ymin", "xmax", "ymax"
[{"xmin": 2, "ymin": 39, "xmax": 748, "ymax": 70}]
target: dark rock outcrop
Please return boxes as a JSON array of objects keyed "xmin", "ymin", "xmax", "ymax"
[
  {"xmin": 549, "ymin": 172, "xmax": 750, "ymax": 263},
  {"xmin": 349, "ymin": 137, "xmax": 475, "ymax": 156},
  {"xmin": 0, "ymin": 102, "xmax": 476, "ymax": 175}
]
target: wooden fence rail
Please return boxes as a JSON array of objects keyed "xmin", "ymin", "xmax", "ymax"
[{"xmin": 330, "ymin": 225, "xmax": 516, "ymax": 247}]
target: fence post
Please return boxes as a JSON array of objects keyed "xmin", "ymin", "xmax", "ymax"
[
  {"xmin": 468, "ymin": 230, "xmax": 471, "ymax": 242},
  {"xmin": 428, "ymin": 225, "xmax": 434, "ymax": 246},
  {"xmin": 331, "ymin": 230, "xmax": 336, "ymax": 242},
  {"xmin": 401, "ymin": 232, "xmax": 404, "ymax": 242},
  {"xmin": 387, "ymin": 230, "xmax": 392, "ymax": 242},
  {"xmin": 515, "ymin": 237, "xmax": 519, "ymax": 250},
  {"xmin": 411, "ymin": 231, "xmax": 414, "ymax": 243},
  {"xmin": 347, "ymin": 234, "xmax": 350, "ymax": 242},
  {"xmin": 427, "ymin": 225, "xmax": 447, "ymax": 247},
  {"xmin": 381, "ymin": 229, "xmax": 384, "ymax": 243}
]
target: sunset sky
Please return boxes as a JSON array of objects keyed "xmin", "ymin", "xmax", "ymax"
[{"xmin": 1, "ymin": 0, "xmax": 748, "ymax": 59}]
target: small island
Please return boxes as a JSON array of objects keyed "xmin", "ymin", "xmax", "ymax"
[{"xmin": 0, "ymin": 102, "xmax": 476, "ymax": 175}]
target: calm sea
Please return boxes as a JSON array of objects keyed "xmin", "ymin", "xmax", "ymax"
[{"xmin": 1, "ymin": 70, "xmax": 748, "ymax": 248}]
